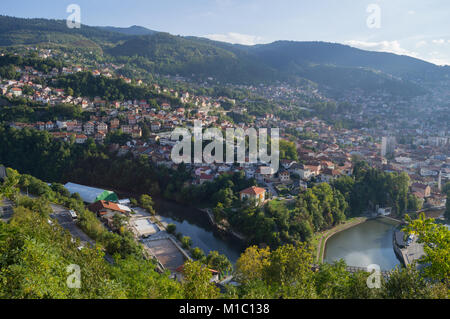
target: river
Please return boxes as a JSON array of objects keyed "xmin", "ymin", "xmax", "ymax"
[
  {"xmin": 153, "ymin": 198, "xmax": 246, "ymax": 264},
  {"xmin": 324, "ymin": 218, "xmax": 402, "ymax": 270}
]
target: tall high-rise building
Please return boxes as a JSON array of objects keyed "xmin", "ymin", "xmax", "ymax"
[{"xmin": 381, "ymin": 136, "xmax": 396, "ymax": 157}]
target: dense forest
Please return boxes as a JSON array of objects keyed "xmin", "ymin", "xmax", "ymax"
[
  {"xmin": 55, "ymin": 71, "xmax": 181, "ymax": 104},
  {"xmin": 0, "ymin": 52, "xmax": 64, "ymax": 79}
]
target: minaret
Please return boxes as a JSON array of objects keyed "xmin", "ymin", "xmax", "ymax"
[{"xmin": 438, "ymin": 170, "xmax": 442, "ymax": 192}]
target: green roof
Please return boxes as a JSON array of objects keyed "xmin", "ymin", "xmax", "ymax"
[{"xmin": 96, "ymin": 190, "xmax": 118, "ymax": 202}]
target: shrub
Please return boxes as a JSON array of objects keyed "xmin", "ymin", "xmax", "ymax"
[
  {"xmin": 191, "ymin": 247, "xmax": 205, "ymax": 260},
  {"xmin": 181, "ymin": 236, "xmax": 192, "ymax": 249},
  {"xmin": 166, "ymin": 223, "xmax": 176, "ymax": 234}
]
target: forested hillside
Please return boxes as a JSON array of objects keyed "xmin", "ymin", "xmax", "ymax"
[{"xmin": 1, "ymin": 15, "xmax": 447, "ymax": 97}]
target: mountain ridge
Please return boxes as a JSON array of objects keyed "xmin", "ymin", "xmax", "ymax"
[{"xmin": 0, "ymin": 15, "xmax": 447, "ymax": 97}]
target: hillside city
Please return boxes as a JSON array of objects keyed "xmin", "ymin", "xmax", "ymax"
[{"xmin": 0, "ymin": 11, "xmax": 449, "ymax": 302}]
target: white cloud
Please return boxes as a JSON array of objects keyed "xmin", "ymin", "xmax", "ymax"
[
  {"xmin": 426, "ymin": 51, "xmax": 450, "ymax": 66},
  {"xmin": 407, "ymin": 10, "xmax": 415, "ymax": 15},
  {"xmin": 415, "ymin": 40, "xmax": 427, "ymax": 48},
  {"xmin": 425, "ymin": 57, "xmax": 450, "ymax": 66},
  {"xmin": 344, "ymin": 40, "xmax": 418, "ymax": 58},
  {"xmin": 203, "ymin": 32, "xmax": 265, "ymax": 45},
  {"xmin": 344, "ymin": 39, "xmax": 450, "ymax": 65},
  {"xmin": 432, "ymin": 39, "xmax": 446, "ymax": 45}
]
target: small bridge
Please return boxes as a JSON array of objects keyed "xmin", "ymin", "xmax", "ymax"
[{"xmin": 312, "ymin": 264, "xmax": 392, "ymax": 279}]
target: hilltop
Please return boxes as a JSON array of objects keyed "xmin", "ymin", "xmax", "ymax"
[{"xmin": 1, "ymin": 15, "xmax": 449, "ymax": 97}]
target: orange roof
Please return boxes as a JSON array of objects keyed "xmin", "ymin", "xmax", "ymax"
[
  {"xmin": 240, "ymin": 186, "xmax": 266, "ymax": 195},
  {"xmin": 89, "ymin": 200, "xmax": 129, "ymax": 214}
]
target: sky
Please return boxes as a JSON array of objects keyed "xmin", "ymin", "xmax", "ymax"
[{"xmin": 2, "ymin": 0, "xmax": 450, "ymax": 65}]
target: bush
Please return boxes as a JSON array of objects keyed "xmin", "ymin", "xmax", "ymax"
[
  {"xmin": 191, "ymin": 247, "xmax": 205, "ymax": 260},
  {"xmin": 139, "ymin": 194, "xmax": 155, "ymax": 215},
  {"xmin": 181, "ymin": 236, "xmax": 192, "ymax": 249},
  {"xmin": 166, "ymin": 223, "xmax": 176, "ymax": 234}
]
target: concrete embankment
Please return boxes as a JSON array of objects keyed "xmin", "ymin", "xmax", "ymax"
[{"xmin": 392, "ymin": 229, "xmax": 425, "ymax": 267}]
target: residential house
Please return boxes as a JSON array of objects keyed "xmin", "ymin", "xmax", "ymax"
[
  {"xmin": 239, "ymin": 186, "xmax": 266, "ymax": 205},
  {"xmin": 321, "ymin": 168, "xmax": 342, "ymax": 183},
  {"xmin": 75, "ymin": 134, "xmax": 88, "ymax": 144},
  {"xmin": 96, "ymin": 122, "xmax": 108, "ymax": 133},
  {"xmin": 411, "ymin": 183, "xmax": 431, "ymax": 198},
  {"xmin": 199, "ymin": 174, "xmax": 214, "ymax": 184},
  {"xmin": 10, "ymin": 87, "xmax": 22, "ymax": 97},
  {"xmin": 84, "ymin": 121, "xmax": 95, "ymax": 135},
  {"xmin": 279, "ymin": 171, "xmax": 291, "ymax": 183},
  {"xmin": 151, "ymin": 122, "xmax": 161, "ymax": 132},
  {"xmin": 45, "ymin": 121, "xmax": 54, "ymax": 130},
  {"xmin": 121, "ymin": 125, "xmax": 133, "ymax": 134},
  {"xmin": 131, "ymin": 127, "xmax": 142, "ymax": 139}
]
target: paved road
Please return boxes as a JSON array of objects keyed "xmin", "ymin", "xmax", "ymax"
[
  {"xmin": 403, "ymin": 239, "xmax": 425, "ymax": 266},
  {"xmin": 49, "ymin": 203, "xmax": 114, "ymax": 264},
  {"xmin": 50, "ymin": 204, "xmax": 95, "ymax": 247},
  {"xmin": 266, "ymin": 183, "xmax": 278, "ymax": 197},
  {"xmin": 17, "ymin": 193, "xmax": 114, "ymax": 263}
]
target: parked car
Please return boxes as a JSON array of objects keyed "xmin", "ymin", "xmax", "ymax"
[{"xmin": 69, "ymin": 210, "xmax": 78, "ymax": 219}]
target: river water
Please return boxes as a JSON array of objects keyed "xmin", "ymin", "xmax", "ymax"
[
  {"xmin": 324, "ymin": 218, "xmax": 402, "ymax": 270},
  {"xmin": 151, "ymin": 198, "xmax": 447, "ymax": 268},
  {"xmin": 153, "ymin": 199, "xmax": 246, "ymax": 264}
]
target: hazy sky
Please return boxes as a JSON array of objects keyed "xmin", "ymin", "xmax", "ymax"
[{"xmin": 2, "ymin": 0, "xmax": 449, "ymax": 65}]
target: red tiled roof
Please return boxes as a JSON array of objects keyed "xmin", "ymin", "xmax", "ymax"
[
  {"xmin": 240, "ymin": 186, "xmax": 266, "ymax": 195},
  {"xmin": 88, "ymin": 200, "xmax": 128, "ymax": 214}
]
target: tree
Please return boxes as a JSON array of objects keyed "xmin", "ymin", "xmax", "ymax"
[
  {"xmin": 181, "ymin": 236, "xmax": 192, "ymax": 249},
  {"xmin": 0, "ymin": 168, "xmax": 20, "ymax": 200},
  {"xmin": 212, "ymin": 188, "xmax": 235, "ymax": 208},
  {"xmin": 442, "ymin": 182, "xmax": 450, "ymax": 195},
  {"xmin": 205, "ymin": 250, "xmax": 233, "ymax": 275},
  {"xmin": 112, "ymin": 214, "xmax": 129, "ymax": 232},
  {"xmin": 51, "ymin": 183, "xmax": 70, "ymax": 197},
  {"xmin": 407, "ymin": 194, "xmax": 423, "ymax": 212},
  {"xmin": 403, "ymin": 213, "xmax": 450, "ymax": 283},
  {"xmin": 65, "ymin": 87, "xmax": 74, "ymax": 97},
  {"xmin": 234, "ymin": 245, "xmax": 271, "ymax": 284},
  {"xmin": 314, "ymin": 260, "xmax": 352, "ymax": 298},
  {"xmin": 191, "ymin": 247, "xmax": 205, "ymax": 260},
  {"xmin": 382, "ymin": 264, "xmax": 437, "ymax": 299},
  {"xmin": 279, "ymin": 139, "xmax": 298, "ymax": 161},
  {"xmin": 141, "ymin": 123, "xmax": 150, "ymax": 140},
  {"xmin": 109, "ymin": 256, "xmax": 182, "ymax": 299},
  {"xmin": 181, "ymin": 261, "xmax": 220, "ymax": 299},
  {"xmin": 139, "ymin": 194, "xmax": 155, "ymax": 215},
  {"xmin": 263, "ymin": 243, "xmax": 316, "ymax": 298}
]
